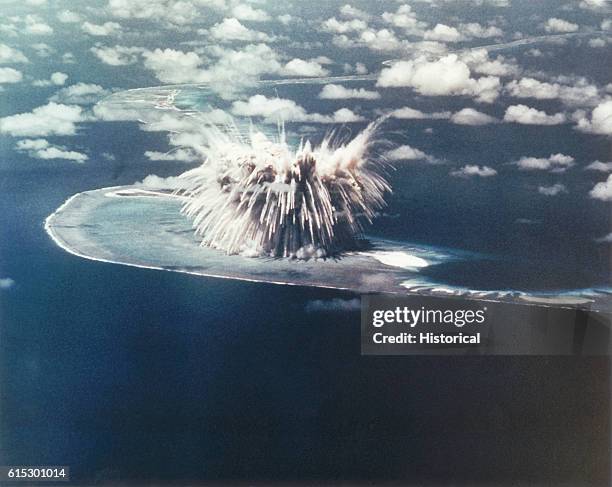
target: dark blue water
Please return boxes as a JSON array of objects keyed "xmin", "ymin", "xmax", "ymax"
[{"xmin": 0, "ymin": 163, "xmax": 610, "ymax": 485}]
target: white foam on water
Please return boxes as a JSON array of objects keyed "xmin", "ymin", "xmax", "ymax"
[{"xmin": 361, "ymin": 251, "xmax": 429, "ymax": 269}]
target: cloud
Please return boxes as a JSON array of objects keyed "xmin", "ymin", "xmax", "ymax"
[
  {"xmin": 23, "ymin": 15, "xmax": 53, "ymax": 35},
  {"xmin": 277, "ymin": 14, "xmax": 293, "ymax": 25},
  {"xmin": 0, "ymin": 43, "xmax": 28, "ymax": 64},
  {"xmin": 424, "ymin": 24, "xmax": 465, "ymax": 43},
  {"xmin": 590, "ymin": 174, "xmax": 612, "ymax": 201},
  {"xmin": 322, "ymin": 17, "xmax": 367, "ymax": 34},
  {"xmin": 390, "ymin": 106, "xmax": 451, "ymax": 119},
  {"xmin": 32, "ymin": 71, "xmax": 68, "ymax": 87},
  {"xmin": 460, "ymin": 49, "xmax": 519, "ymax": 77},
  {"xmin": 142, "ymin": 44, "xmax": 285, "ymax": 98},
  {"xmin": 450, "ymin": 108, "xmax": 498, "ymax": 125},
  {"xmin": 0, "ymin": 67, "xmax": 23, "ymax": 84},
  {"xmin": 505, "ymin": 77, "xmax": 599, "ymax": 106},
  {"xmin": 137, "ymin": 174, "xmax": 186, "ymax": 189},
  {"xmin": 585, "ymin": 161, "xmax": 612, "ymax": 172},
  {"xmin": 0, "ymin": 103, "xmax": 85, "ymax": 137},
  {"xmin": 384, "ymin": 145, "xmax": 436, "ymax": 163},
  {"xmin": 515, "ymin": 153, "xmax": 575, "ymax": 172},
  {"xmin": 142, "ymin": 48, "xmax": 207, "ymax": 83},
  {"xmin": 340, "ymin": 4, "xmax": 370, "ymax": 20},
  {"xmin": 459, "ymin": 22, "xmax": 503, "ymax": 39},
  {"xmin": 230, "ymin": 94, "xmax": 364, "ymax": 123},
  {"xmin": 381, "ymin": 5, "xmax": 426, "ymax": 34},
  {"xmin": 231, "ymin": 4, "xmax": 270, "ymax": 22},
  {"xmin": 33, "ymin": 43, "xmax": 55, "ymax": 58},
  {"xmin": 377, "ymin": 54, "xmax": 501, "ymax": 103},
  {"xmin": 319, "ymin": 84, "xmax": 380, "ymax": 100},
  {"xmin": 50, "ymin": 83, "xmax": 111, "ymax": 105},
  {"xmin": 575, "ymin": 100, "xmax": 612, "ymax": 135},
  {"xmin": 580, "ymin": 0, "xmax": 608, "ymax": 9},
  {"xmin": 503, "ymin": 104, "xmax": 566, "ymax": 125},
  {"xmin": 15, "ymin": 138, "xmax": 88, "ymax": 162},
  {"xmin": 357, "ymin": 29, "xmax": 406, "ymax": 51},
  {"xmin": 538, "ymin": 183, "xmax": 567, "ymax": 196},
  {"xmin": 589, "ymin": 38, "xmax": 607, "ymax": 48},
  {"xmin": 544, "ymin": 18, "xmax": 579, "ymax": 33},
  {"xmin": 210, "ymin": 18, "xmax": 272, "ymax": 42},
  {"xmin": 144, "ymin": 149, "xmax": 199, "ymax": 162},
  {"xmin": 595, "ymin": 232, "xmax": 612, "ymax": 243},
  {"xmin": 305, "ymin": 298, "xmax": 360, "ymax": 312},
  {"xmin": 57, "ymin": 10, "xmax": 82, "ymax": 23},
  {"xmin": 0, "ymin": 277, "xmax": 15, "ymax": 290},
  {"xmin": 450, "ymin": 165, "xmax": 497, "ymax": 177},
  {"xmin": 82, "ymin": 21, "xmax": 122, "ymax": 36},
  {"xmin": 106, "ymin": 0, "xmax": 223, "ymax": 26},
  {"xmin": 331, "ymin": 108, "xmax": 365, "ymax": 123},
  {"xmin": 283, "ymin": 58, "xmax": 329, "ymax": 77},
  {"xmin": 91, "ymin": 45, "xmax": 142, "ymax": 66}
]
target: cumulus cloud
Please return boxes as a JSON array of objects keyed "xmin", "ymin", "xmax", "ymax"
[
  {"xmin": 505, "ymin": 77, "xmax": 600, "ymax": 106},
  {"xmin": 322, "ymin": 17, "xmax": 368, "ymax": 34},
  {"xmin": 575, "ymin": 100, "xmax": 612, "ymax": 135},
  {"xmin": 377, "ymin": 54, "xmax": 501, "ymax": 103},
  {"xmin": 450, "ymin": 108, "xmax": 498, "ymax": 125},
  {"xmin": 32, "ymin": 72, "xmax": 68, "ymax": 87},
  {"xmin": 340, "ymin": 4, "xmax": 370, "ymax": 20},
  {"xmin": 0, "ymin": 103, "xmax": 85, "ymax": 137},
  {"xmin": 23, "ymin": 15, "xmax": 53, "ymax": 35},
  {"xmin": 319, "ymin": 84, "xmax": 380, "ymax": 99},
  {"xmin": 210, "ymin": 18, "xmax": 272, "ymax": 42},
  {"xmin": 142, "ymin": 48, "xmax": 207, "ymax": 83},
  {"xmin": 283, "ymin": 58, "xmax": 329, "ymax": 77},
  {"xmin": 515, "ymin": 153, "xmax": 575, "ymax": 172},
  {"xmin": 381, "ymin": 4, "xmax": 426, "ymax": 34},
  {"xmin": 57, "ymin": 10, "xmax": 82, "ymax": 23},
  {"xmin": 544, "ymin": 18, "xmax": 579, "ymax": 33},
  {"xmin": 585, "ymin": 161, "xmax": 612, "ymax": 172},
  {"xmin": 0, "ymin": 277, "xmax": 15, "ymax": 290},
  {"xmin": 230, "ymin": 94, "xmax": 364, "ymax": 123},
  {"xmin": 305, "ymin": 298, "xmax": 360, "ymax": 312},
  {"xmin": 277, "ymin": 14, "xmax": 293, "ymax": 25},
  {"xmin": 590, "ymin": 174, "xmax": 612, "ymax": 201},
  {"xmin": 106, "ymin": 0, "xmax": 222, "ymax": 26},
  {"xmin": 144, "ymin": 149, "xmax": 199, "ymax": 162},
  {"xmin": 384, "ymin": 145, "xmax": 437, "ymax": 163},
  {"xmin": 91, "ymin": 45, "xmax": 142, "ymax": 66},
  {"xmin": 595, "ymin": 232, "xmax": 612, "ymax": 243},
  {"xmin": 390, "ymin": 106, "xmax": 451, "ymax": 119},
  {"xmin": 15, "ymin": 138, "xmax": 88, "ymax": 162},
  {"xmin": 424, "ymin": 24, "xmax": 465, "ymax": 43},
  {"xmin": 232, "ymin": 4, "xmax": 270, "ymax": 22},
  {"xmin": 580, "ymin": 0, "xmax": 608, "ymax": 9},
  {"xmin": 142, "ymin": 44, "xmax": 286, "ymax": 98},
  {"xmin": 450, "ymin": 165, "xmax": 497, "ymax": 177},
  {"xmin": 459, "ymin": 22, "xmax": 503, "ymax": 39},
  {"xmin": 50, "ymin": 83, "xmax": 111, "ymax": 105},
  {"xmin": 538, "ymin": 183, "xmax": 567, "ymax": 196},
  {"xmin": 82, "ymin": 21, "xmax": 122, "ymax": 36},
  {"xmin": 503, "ymin": 104, "xmax": 566, "ymax": 125},
  {"xmin": 0, "ymin": 67, "xmax": 23, "ymax": 84},
  {"xmin": 460, "ymin": 49, "xmax": 520, "ymax": 77},
  {"xmin": 0, "ymin": 43, "xmax": 29, "ymax": 64}
]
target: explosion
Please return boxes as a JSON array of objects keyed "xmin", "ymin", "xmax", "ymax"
[{"xmin": 177, "ymin": 118, "xmax": 390, "ymax": 259}]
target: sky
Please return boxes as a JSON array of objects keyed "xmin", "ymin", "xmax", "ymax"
[{"xmin": 0, "ymin": 0, "xmax": 611, "ymax": 267}]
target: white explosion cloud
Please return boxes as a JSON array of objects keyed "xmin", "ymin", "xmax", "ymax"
[{"xmin": 176, "ymin": 118, "xmax": 390, "ymax": 259}]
